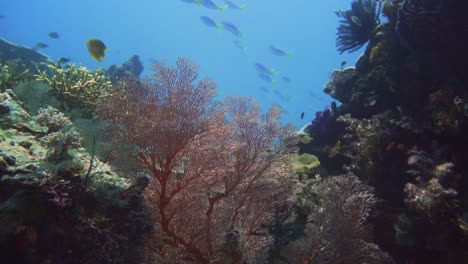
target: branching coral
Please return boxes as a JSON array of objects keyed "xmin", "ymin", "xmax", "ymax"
[
  {"xmin": 35, "ymin": 61, "xmax": 113, "ymax": 115},
  {"xmin": 0, "ymin": 62, "xmax": 30, "ymax": 92},
  {"xmin": 101, "ymin": 58, "xmax": 299, "ymax": 263},
  {"xmin": 336, "ymin": 0, "xmax": 382, "ymax": 53}
]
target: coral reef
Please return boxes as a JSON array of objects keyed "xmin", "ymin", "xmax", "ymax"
[
  {"xmin": 106, "ymin": 55, "xmax": 144, "ymax": 82},
  {"xmin": 299, "ymin": 2, "xmax": 468, "ymax": 262},
  {"xmin": 279, "ymin": 174, "xmax": 394, "ymax": 263},
  {"xmin": 35, "ymin": 61, "xmax": 114, "ymax": 116},
  {"xmin": 0, "ymin": 38, "xmax": 49, "ymax": 89},
  {"xmin": 100, "ymin": 58, "xmax": 299, "ymax": 263},
  {"xmin": 395, "ymin": 0, "xmax": 468, "ymax": 80},
  {"xmin": 324, "ymin": 68, "xmax": 358, "ymax": 104},
  {"xmin": 0, "ymin": 62, "xmax": 31, "ymax": 92},
  {"xmin": 0, "ymin": 38, "xmax": 49, "ymax": 67},
  {"xmin": 0, "ymin": 77, "xmax": 150, "ymax": 263},
  {"xmin": 35, "ymin": 106, "xmax": 82, "ymax": 162},
  {"xmin": 293, "ymin": 153, "xmax": 320, "ymax": 174}
]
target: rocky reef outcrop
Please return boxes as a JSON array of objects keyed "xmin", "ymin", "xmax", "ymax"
[
  {"xmin": 0, "ymin": 87, "xmax": 150, "ymax": 263},
  {"xmin": 301, "ymin": 1, "xmax": 468, "ymax": 263}
]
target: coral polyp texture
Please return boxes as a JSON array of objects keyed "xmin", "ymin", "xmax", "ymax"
[{"xmin": 336, "ymin": 0, "xmax": 381, "ymax": 53}]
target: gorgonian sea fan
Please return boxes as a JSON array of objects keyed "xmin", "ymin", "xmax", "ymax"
[{"xmin": 336, "ymin": 0, "xmax": 381, "ymax": 54}]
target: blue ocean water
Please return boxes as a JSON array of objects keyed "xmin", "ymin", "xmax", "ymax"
[{"xmin": 1, "ymin": 0, "xmax": 362, "ymax": 128}]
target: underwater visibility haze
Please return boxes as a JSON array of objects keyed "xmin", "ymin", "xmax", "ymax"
[
  {"xmin": 1, "ymin": 0, "xmax": 362, "ymax": 127},
  {"xmin": 1, "ymin": 0, "xmax": 468, "ymax": 263}
]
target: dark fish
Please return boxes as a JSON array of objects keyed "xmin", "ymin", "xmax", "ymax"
[
  {"xmin": 258, "ymin": 73, "xmax": 275, "ymax": 84},
  {"xmin": 222, "ymin": 21, "xmax": 244, "ymax": 38},
  {"xmin": 58, "ymin": 57, "xmax": 71, "ymax": 64},
  {"xmin": 273, "ymin": 90, "xmax": 291, "ymax": 102},
  {"xmin": 224, "ymin": 0, "xmax": 246, "ymax": 10},
  {"xmin": 0, "ymin": 15, "xmax": 5, "ymax": 19},
  {"xmin": 181, "ymin": 0, "xmax": 201, "ymax": 4},
  {"xmin": 200, "ymin": 0, "xmax": 227, "ymax": 11},
  {"xmin": 340, "ymin": 60, "xmax": 347, "ymax": 70},
  {"xmin": 254, "ymin": 63, "xmax": 275, "ymax": 76},
  {"xmin": 259, "ymin": 86, "xmax": 269, "ymax": 93},
  {"xmin": 200, "ymin": 16, "xmax": 221, "ymax": 30},
  {"xmin": 269, "ymin": 45, "xmax": 292, "ymax": 56},
  {"xmin": 282, "ymin": 76, "xmax": 291, "ymax": 83},
  {"xmin": 301, "ymin": 112, "xmax": 304, "ymax": 120},
  {"xmin": 48, "ymin": 32, "xmax": 60, "ymax": 39},
  {"xmin": 34, "ymin": 42, "xmax": 48, "ymax": 49}
]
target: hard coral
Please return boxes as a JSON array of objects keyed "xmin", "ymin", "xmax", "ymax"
[
  {"xmin": 0, "ymin": 62, "xmax": 30, "ymax": 92},
  {"xmin": 36, "ymin": 106, "xmax": 81, "ymax": 162},
  {"xmin": 293, "ymin": 153, "xmax": 320, "ymax": 175},
  {"xmin": 323, "ymin": 67, "xmax": 358, "ymax": 104},
  {"xmin": 35, "ymin": 61, "xmax": 113, "ymax": 116},
  {"xmin": 106, "ymin": 55, "xmax": 144, "ymax": 82},
  {"xmin": 336, "ymin": 0, "xmax": 381, "ymax": 54}
]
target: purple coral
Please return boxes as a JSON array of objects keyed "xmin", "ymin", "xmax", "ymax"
[{"xmin": 307, "ymin": 107, "xmax": 334, "ymax": 138}]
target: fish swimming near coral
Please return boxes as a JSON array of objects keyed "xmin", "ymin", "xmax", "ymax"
[
  {"xmin": 269, "ymin": 45, "xmax": 292, "ymax": 57},
  {"xmin": 199, "ymin": 0, "xmax": 227, "ymax": 11},
  {"xmin": 340, "ymin": 60, "xmax": 347, "ymax": 70},
  {"xmin": 282, "ymin": 76, "xmax": 291, "ymax": 83},
  {"xmin": 301, "ymin": 112, "xmax": 305, "ymax": 120},
  {"xmin": 328, "ymin": 140, "xmax": 341, "ymax": 158},
  {"xmin": 200, "ymin": 16, "xmax": 222, "ymax": 30},
  {"xmin": 222, "ymin": 21, "xmax": 244, "ymax": 38},
  {"xmin": 87, "ymin": 39, "xmax": 107, "ymax": 62},
  {"xmin": 48, "ymin": 32, "xmax": 60, "ymax": 39},
  {"xmin": 224, "ymin": 0, "xmax": 246, "ymax": 10},
  {"xmin": 33, "ymin": 42, "xmax": 48, "ymax": 50},
  {"xmin": 58, "ymin": 57, "xmax": 71, "ymax": 64}
]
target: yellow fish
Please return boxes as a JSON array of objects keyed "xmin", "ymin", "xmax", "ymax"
[
  {"xmin": 328, "ymin": 140, "xmax": 341, "ymax": 158},
  {"xmin": 86, "ymin": 39, "xmax": 107, "ymax": 62}
]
